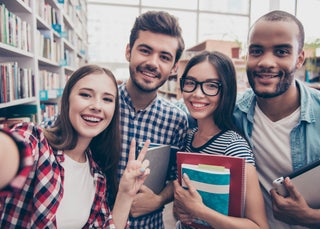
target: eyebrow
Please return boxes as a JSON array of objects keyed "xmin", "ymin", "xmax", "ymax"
[
  {"xmin": 274, "ymin": 44, "xmax": 293, "ymax": 49},
  {"xmin": 248, "ymin": 44, "xmax": 263, "ymax": 49},
  {"xmin": 249, "ymin": 44, "xmax": 293, "ymax": 49},
  {"xmin": 80, "ymin": 88, "xmax": 115, "ymax": 97},
  {"xmin": 185, "ymin": 76, "xmax": 220, "ymax": 82},
  {"xmin": 137, "ymin": 44, "xmax": 174, "ymax": 59}
]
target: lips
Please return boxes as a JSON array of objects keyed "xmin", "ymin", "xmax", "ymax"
[
  {"xmin": 190, "ymin": 102, "xmax": 208, "ymax": 109},
  {"xmin": 141, "ymin": 70, "xmax": 158, "ymax": 78},
  {"xmin": 82, "ymin": 115, "xmax": 102, "ymax": 123},
  {"xmin": 137, "ymin": 65, "xmax": 160, "ymax": 79},
  {"xmin": 254, "ymin": 72, "xmax": 279, "ymax": 79}
]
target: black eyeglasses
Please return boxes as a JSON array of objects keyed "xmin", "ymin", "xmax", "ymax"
[{"xmin": 180, "ymin": 78, "xmax": 222, "ymax": 96}]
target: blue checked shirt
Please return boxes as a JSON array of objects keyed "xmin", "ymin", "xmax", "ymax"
[{"xmin": 118, "ymin": 83, "xmax": 188, "ymax": 228}]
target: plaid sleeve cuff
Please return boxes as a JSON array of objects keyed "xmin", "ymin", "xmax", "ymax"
[
  {"xmin": 0, "ymin": 128, "xmax": 33, "ymax": 194},
  {"xmin": 106, "ymin": 213, "xmax": 130, "ymax": 229}
]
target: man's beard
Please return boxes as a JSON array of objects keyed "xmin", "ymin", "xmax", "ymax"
[
  {"xmin": 130, "ymin": 65, "xmax": 166, "ymax": 93},
  {"xmin": 247, "ymin": 68, "xmax": 295, "ymax": 99}
]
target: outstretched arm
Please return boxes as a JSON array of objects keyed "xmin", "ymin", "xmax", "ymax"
[
  {"xmin": 0, "ymin": 131, "xmax": 20, "ymax": 189},
  {"xmin": 112, "ymin": 138, "xmax": 150, "ymax": 228}
]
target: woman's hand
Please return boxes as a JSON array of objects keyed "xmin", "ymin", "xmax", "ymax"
[
  {"xmin": 0, "ymin": 131, "xmax": 20, "ymax": 189},
  {"xmin": 173, "ymin": 173, "xmax": 203, "ymax": 224},
  {"xmin": 118, "ymin": 138, "xmax": 150, "ymax": 197},
  {"xmin": 112, "ymin": 139, "xmax": 150, "ymax": 228}
]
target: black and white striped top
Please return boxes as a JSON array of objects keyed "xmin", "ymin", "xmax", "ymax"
[{"xmin": 185, "ymin": 128, "xmax": 255, "ymax": 165}]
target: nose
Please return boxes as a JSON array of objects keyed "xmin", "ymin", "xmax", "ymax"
[
  {"xmin": 90, "ymin": 99, "xmax": 102, "ymax": 111},
  {"xmin": 257, "ymin": 52, "xmax": 277, "ymax": 69},
  {"xmin": 146, "ymin": 54, "xmax": 159, "ymax": 69},
  {"xmin": 193, "ymin": 84, "xmax": 205, "ymax": 97}
]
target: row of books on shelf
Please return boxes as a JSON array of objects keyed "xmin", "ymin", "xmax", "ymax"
[
  {"xmin": 0, "ymin": 3, "xmax": 32, "ymax": 51},
  {"xmin": 0, "ymin": 116, "xmax": 32, "ymax": 128},
  {"xmin": 0, "ymin": 104, "xmax": 37, "ymax": 128},
  {"xmin": 39, "ymin": 103, "xmax": 58, "ymax": 127},
  {"xmin": 36, "ymin": 0, "xmax": 61, "ymax": 32},
  {"xmin": 0, "ymin": 103, "xmax": 58, "ymax": 128},
  {"xmin": 39, "ymin": 70, "xmax": 61, "ymax": 90},
  {"xmin": 39, "ymin": 67, "xmax": 66, "ymax": 99},
  {"xmin": 37, "ymin": 29, "xmax": 61, "ymax": 62},
  {"xmin": 0, "ymin": 62, "xmax": 35, "ymax": 103}
]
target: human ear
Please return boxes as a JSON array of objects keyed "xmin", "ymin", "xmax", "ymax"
[
  {"xmin": 170, "ymin": 63, "xmax": 179, "ymax": 75},
  {"xmin": 125, "ymin": 44, "xmax": 131, "ymax": 62},
  {"xmin": 296, "ymin": 50, "xmax": 305, "ymax": 69}
]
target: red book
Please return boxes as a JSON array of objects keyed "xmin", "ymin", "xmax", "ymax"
[{"xmin": 177, "ymin": 152, "xmax": 246, "ymax": 229}]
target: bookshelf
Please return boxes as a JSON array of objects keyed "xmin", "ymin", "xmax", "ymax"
[
  {"xmin": 0, "ymin": 0, "xmax": 88, "ymax": 126},
  {"xmin": 158, "ymin": 74, "xmax": 179, "ymax": 102}
]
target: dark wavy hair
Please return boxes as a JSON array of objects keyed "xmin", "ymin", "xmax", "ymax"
[
  {"xmin": 44, "ymin": 64, "xmax": 120, "ymax": 206},
  {"xmin": 129, "ymin": 10, "xmax": 185, "ymax": 64},
  {"xmin": 180, "ymin": 51, "xmax": 240, "ymax": 133}
]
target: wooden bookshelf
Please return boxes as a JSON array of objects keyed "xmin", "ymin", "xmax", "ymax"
[{"xmin": 0, "ymin": 0, "xmax": 88, "ymax": 124}]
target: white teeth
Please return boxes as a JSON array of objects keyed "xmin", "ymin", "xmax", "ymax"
[
  {"xmin": 142, "ymin": 71, "xmax": 156, "ymax": 78},
  {"xmin": 258, "ymin": 74, "xmax": 277, "ymax": 78},
  {"xmin": 192, "ymin": 103, "xmax": 206, "ymax": 108},
  {"xmin": 83, "ymin": 116, "xmax": 101, "ymax": 122}
]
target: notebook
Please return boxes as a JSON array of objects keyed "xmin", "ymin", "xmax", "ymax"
[
  {"xmin": 273, "ymin": 159, "xmax": 320, "ymax": 208},
  {"xmin": 181, "ymin": 163, "xmax": 231, "ymax": 227},
  {"xmin": 138, "ymin": 143, "xmax": 172, "ymax": 194},
  {"xmin": 177, "ymin": 152, "xmax": 246, "ymax": 229}
]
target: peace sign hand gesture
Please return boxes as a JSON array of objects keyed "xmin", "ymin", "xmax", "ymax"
[{"xmin": 119, "ymin": 138, "xmax": 150, "ymax": 196}]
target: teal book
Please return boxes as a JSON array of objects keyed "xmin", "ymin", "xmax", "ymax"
[{"xmin": 181, "ymin": 163, "xmax": 230, "ymax": 216}]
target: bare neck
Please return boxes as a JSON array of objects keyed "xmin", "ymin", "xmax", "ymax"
[
  {"xmin": 126, "ymin": 79, "xmax": 157, "ymax": 111},
  {"xmin": 256, "ymin": 83, "xmax": 300, "ymax": 122},
  {"xmin": 64, "ymin": 138, "xmax": 90, "ymax": 163},
  {"xmin": 196, "ymin": 117, "xmax": 221, "ymax": 137}
]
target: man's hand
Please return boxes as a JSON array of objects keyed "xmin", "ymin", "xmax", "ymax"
[
  {"xmin": 130, "ymin": 185, "xmax": 162, "ymax": 217},
  {"xmin": 270, "ymin": 177, "xmax": 320, "ymax": 227}
]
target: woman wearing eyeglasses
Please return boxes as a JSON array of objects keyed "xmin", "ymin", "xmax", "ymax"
[{"xmin": 173, "ymin": 51, "xmax": 269, "ymax": 229}]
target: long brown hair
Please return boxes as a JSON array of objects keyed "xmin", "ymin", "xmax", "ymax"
[
  {"xmin": 44, "ymin": 64, "xmax": 120, "ymax": 206},
  {"xmin": 180, "ymin": 51, "xmax": 239, "ymax": 132}
]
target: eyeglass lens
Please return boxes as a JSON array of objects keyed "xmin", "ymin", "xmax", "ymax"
[{"xmin": 181, "ymin": 78, "xmax": 221, "ymax": 96}]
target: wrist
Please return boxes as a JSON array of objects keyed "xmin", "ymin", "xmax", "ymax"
[{"xmin": 304, "ymin": 208, "xmax": 320, "ymax": 227}]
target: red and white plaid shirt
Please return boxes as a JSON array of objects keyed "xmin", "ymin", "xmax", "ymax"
[{"xmin": 0, "ymin": 122, "xmax": 118, "ymax": 228}]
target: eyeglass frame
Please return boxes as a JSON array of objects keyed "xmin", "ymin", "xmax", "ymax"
[{"xmin": 180, "ymin": 77, "xmax": 222, "ymax": 96}]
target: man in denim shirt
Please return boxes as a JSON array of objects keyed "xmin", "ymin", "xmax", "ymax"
[{"xmin": 234, "ymin": 10, "xmax": 320, "ymax": 229}]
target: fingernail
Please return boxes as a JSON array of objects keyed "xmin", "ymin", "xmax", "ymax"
[{"xmin": 140, "ymin": 167, "xmax": 145, "ymax": 173}]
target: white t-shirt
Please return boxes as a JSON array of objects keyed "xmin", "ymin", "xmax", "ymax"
[
  {"xmin": 56, "ymin": 153, "xmax": 96, "ymax": 229},
  {"xmin": 253, "ymin": 105, "xmax": 308, "ymax": 229}
]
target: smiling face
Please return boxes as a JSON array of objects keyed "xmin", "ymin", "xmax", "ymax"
[
  {"xmin": 246, "ymin": 20, "xmax": 305, "ymax": 98},
  {"xmin": 126, "ymin": 30, "xmax": 178, "ymax": 93},
  {"xmin": 68, "ymin": 72, "xmax": 117, "ymax": 142},
  {"xmin": 182, "ymin": 61, "xmax": 221, "ymax": 123}
]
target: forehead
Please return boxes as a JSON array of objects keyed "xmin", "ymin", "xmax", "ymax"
[
  {"xmin": 188, "ymin": 61, "xmax": 219, "ymax": 80},
  {"xmin": 134, "ymin": 30, "xmax": 178, "ymax": 56},
  {"xmin": 248, "ymin": 20, "xmax": 299, "ymax": 47},
  {"xmin": 73, "ymin": 72, "xmax": 117, "ymax": 95}
]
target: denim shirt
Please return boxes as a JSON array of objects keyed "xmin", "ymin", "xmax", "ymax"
[{"xmin": 234, "ymin": 80, "xmax": 320, "ymax": 171}]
